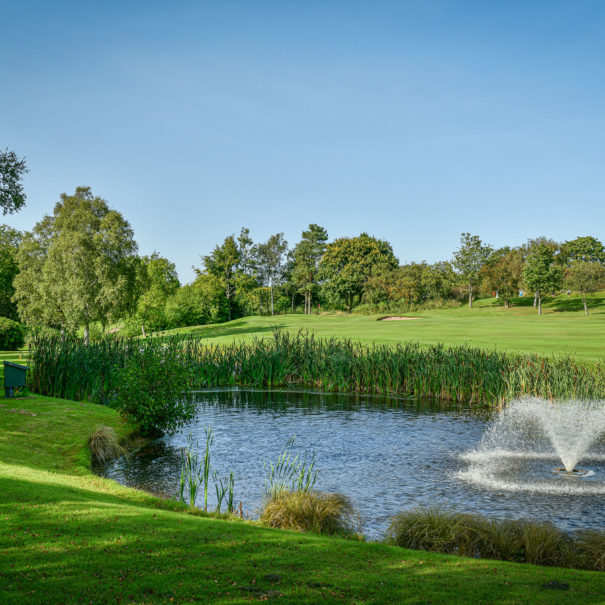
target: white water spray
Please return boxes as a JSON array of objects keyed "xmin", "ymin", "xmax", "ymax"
[{"xmin": 457, "ymin": 397, "xmax": 605, "ymax": 494}]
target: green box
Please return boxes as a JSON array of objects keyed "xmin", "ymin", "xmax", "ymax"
[{"xmin": 4, "ymin": 361, "xmax": 28, "ymax": 398}]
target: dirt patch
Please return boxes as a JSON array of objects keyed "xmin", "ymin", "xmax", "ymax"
[
  {"xmin": 2, "ymin": 408, "xmax": 38, "ymax": 416},
  {"xmin": 377, "ymin": 316, "xmax": 421, "ymax": 321}
]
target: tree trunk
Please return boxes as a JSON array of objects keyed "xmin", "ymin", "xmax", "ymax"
[
  {"xmin": 291, "ymin": 291, "xmax": 295, "ymax": 313},
  {"xmin": 270, "ymin": 284, "xmax": 274, "ymax": 316},
  {"xmin": 468, "ymin": 284, "xmax": 473, "ymax": 308},
  {"xmin": 533, "ymin": 292, "xmax": 537, "ymax": 308},
  {"xmin": 141, "ymin": 322, "xmax": 146, "ymax": 338},
  {"xmin": 83, "ymin": 324, "xmax": 90, "ymax": 345},
  {"xmin": 504, "ymin": 300, "xmax": 509, "ymax": 309},
  {"xmin": 583, "ymin": 291, "xmax": 588, "ymax": 315},
  {"xmin": 309, "ymin": 291, "xmax": 312, "ymax": 315},
  {"xmin": 537, "ymin": 294, "xmax": 542, "ymax": 315}
]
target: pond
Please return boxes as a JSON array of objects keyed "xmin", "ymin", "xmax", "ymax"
[{"xmin": 102, "ymin": 389, "xmax": 605, "ymax": 538}]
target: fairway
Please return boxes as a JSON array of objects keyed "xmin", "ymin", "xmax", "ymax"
[{"xmin": 162, "ymin": 293, "xmax": 605, "ymax": 362}]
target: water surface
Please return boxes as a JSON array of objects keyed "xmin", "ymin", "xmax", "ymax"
[{"xmin": 102, "ymin": 389, "xmax": 605, "ymax": 537}]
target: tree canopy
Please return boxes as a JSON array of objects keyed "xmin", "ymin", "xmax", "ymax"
[
  {"xmin": 452, "ymin": 233, "xmax": 493, "ymax": 308},
  {"xmin": 13, "ymin": 187, "xmax": 138, "ymax": 340},
  {"xmin": 0, "ymin": 149, "xmax": 28, "ymax": 215}
]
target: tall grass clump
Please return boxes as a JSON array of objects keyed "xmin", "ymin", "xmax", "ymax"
[
  {"xmin": 260, "ymin": 490, "xmax": 360, "ymax": 536},
  {"xmin": 29, "ymin": 331, "xmax": 605, "ymax": 408},
  {"xmin": 385, "ymin": 507, "xmax": 602, "ymax": 571},
  {"xmin": 88, "ymin": 425, "xmax": 126, "ymax": 464},
  {"xmin": 264, "ymin": 437, "xmax": 318, "ymax": 497}
]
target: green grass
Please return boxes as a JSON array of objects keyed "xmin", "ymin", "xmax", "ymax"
[
  {"xmin": 160, "ymin": 292, "xmax": 605, "ymax": 362},
  {"xmin": 1, "ymin": 383, "xmax": 604, "ymax": 601}
]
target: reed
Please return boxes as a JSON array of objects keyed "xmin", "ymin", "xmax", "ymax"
[
  {"xmin": 264, "ymin": 437, "xmax": 318, "ymax": 498},
  {"xmin": 29, "ymin": 331, "xmax": 605, "ymax": 408}
]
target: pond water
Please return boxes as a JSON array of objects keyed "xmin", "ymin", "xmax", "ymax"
[{"xmin": 102, "ymin": 389, "xmax": 605, "ymax": 538}]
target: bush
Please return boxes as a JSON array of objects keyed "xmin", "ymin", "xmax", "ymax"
[
  {"xmin": 260, "ymin": 490, "xmax": 360, "ymax": 536},
  {"xmin": 24, "ymin": 325, "xmax": 62, "ymax": 348},
  {"xmin": 573, "ymin": 529, "xmax": 605, "ymax": 571},
  {"xmin": 0, "ymin": 317, "xmax": 26, "ymax": 350},
  {"xmin": 88, "ymin": 425, "xmax": 126, "ymax": 464},
  {"xmin": 113, "ymin": 346, "xmax": 196, "ymax": 435}
]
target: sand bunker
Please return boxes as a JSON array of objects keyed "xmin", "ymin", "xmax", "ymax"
[{"xmin": 378, "ymin": 316, "xmax": 420, "ymax": 321}]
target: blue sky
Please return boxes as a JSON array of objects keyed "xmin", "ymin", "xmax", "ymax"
[{"xmin": 2, "ymin": 1, "xmax": 605, "ymax": 282}]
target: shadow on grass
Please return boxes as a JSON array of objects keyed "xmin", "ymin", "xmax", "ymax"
[
  {"xmin": 2, "ymin": 475, "xmax": 604, "ymax": 605},
  {"xmin": 168, "ymin": 320, "xmax": 288, "ymax": 341}
]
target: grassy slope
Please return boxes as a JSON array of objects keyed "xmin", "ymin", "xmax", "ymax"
[
  {"xmin": 162, "ymin": 292, "xmax": 605, "ymax": 362},
  {"xmin": 1, "ymin": 392, "xmax": 605, "ymax": 603}
]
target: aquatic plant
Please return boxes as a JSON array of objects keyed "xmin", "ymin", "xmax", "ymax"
[
  {"xmin": 28, "ymin": 331, "xmax": 605, "ymax": 408},
  {"xmin": 264, "ymin": 437, "xmax": 318, "ymax": 498}
]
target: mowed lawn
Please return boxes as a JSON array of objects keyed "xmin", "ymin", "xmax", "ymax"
[
  {"xmin": 2, "ymin": 392, "xmax": 605, "ymax": 604},
  {"xmin": 163, "ymin": 292, "xmax": 605, "ymax": 362}
]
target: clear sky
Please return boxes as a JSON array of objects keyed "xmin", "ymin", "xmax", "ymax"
[{"xmin": 2, "ymin": 0, "xmax": 604, "ymax": 282}]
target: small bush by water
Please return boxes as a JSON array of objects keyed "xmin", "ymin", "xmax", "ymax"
[
  {"xmin": 260, "ymin": 490, "xmax": 361, "ymax": 536},
  {"xmin": 385, "ymin": 507, "xmax": 604, "ymax": 571}
]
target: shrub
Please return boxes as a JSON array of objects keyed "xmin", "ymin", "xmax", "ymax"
[
  {"xmin": 520, "ymin": 521, "xmax": 571, "ymax": 567},
  {"xmin": 260, "ymin": 490, "xmax": 360, "ymax": 536},
  {"xmin": 113, "ymin": 346, "xmax": 195, "ymax": 435},
  {"xmin": 0, "ymin": 317, "xmax": 25, "ymax": 350},
  {"xmin": 88, "ymin": 425, "xmax": 125, "ymax": 464}
]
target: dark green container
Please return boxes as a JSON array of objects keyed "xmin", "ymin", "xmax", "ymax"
[{"xmin": 4, "ymin": 361, "xmax": 28, "ymax": 398}]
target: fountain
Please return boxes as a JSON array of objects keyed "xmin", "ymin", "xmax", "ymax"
[{"xmin": 458, "ymin": 397, "xmax": 605, "ymax": 494}]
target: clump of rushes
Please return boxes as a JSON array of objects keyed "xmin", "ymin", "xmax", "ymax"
[
  {"xmin": 29, "ymin": 330, "xmax": 605, "ymax": 408},
  {"xmin": 264, "ymin": 437, "xmax": 318, "ymax": 498},
  {"xmin": 260, "ymin": 490, "xmax": 360, "ymax": 536},
  {"xmin": 385, "ymin": 507, "xmax": 604, "ymax": 571},
  {"xmin": 88, "ymin": 425, "xmax": 125, "ymax": 464}
]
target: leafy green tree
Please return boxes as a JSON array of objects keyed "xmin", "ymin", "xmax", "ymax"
[
  {"xmin": 561, "ymin": 236, "xmax": 605, "ymax": 264},
  {"xmin": 421, "ymin": 261, "xmax": 456, "ymax": 301},
  {"xmin": 136, "ymin": 253, "xmax": 180, "ymax": 336},
  {"xmin": 0, "ymin": 149, "xmax": 28, "ymax": 214},
  {"xmin": 254, "ymin": 233, "xmax": 288, "ymax": 316},
  {"xmin": 452, "ymin": 233, "xmax": 493, "ymax": 308},
  {"xmin": 522, "ymin": 245, "xmax": 563, "ymax": 315},
  {"xmin": 291, "ymin": 224, "xmax": 328, "ymax": 314},
  {"xmin": 200, "ymin": 235, "xmax": 242, "ymax": 321},
  {"xmin": 480, "ymin": 248, "xmax": 523, "ymax": 309},
  {"xmin": 565, "ymin": 261, "xmax": 605, "ymax": 315},
  {"xmin": 165, "ymin": 275, "xmax": 228, "ymax": 328},
  {"xmin": 319, "ymin": 233, "xmax": 398, "ymax": 312},
  {"xmin": 13, "ymin": 187, "xmax": 138, "ymax": 341},
  {"xmin": 520, "ymin": 237, "xmax": 561, "ymax": 307},
  {"xmin": 0, "ymin": 225, "xmax": 21, "ymax": 318}
]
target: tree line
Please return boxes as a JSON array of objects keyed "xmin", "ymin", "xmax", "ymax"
[{"xmin": 1, "ymin": 182, "xmax": 604, "ymax": 340}]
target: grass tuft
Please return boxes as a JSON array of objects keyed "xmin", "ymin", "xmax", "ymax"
[
  {"xmin": 87, "ymin": 425, "xmax": 126, "ymax": 464},
  {"xmin": 260, "ymin": 490, "xmax": 361, "ymax": 536}
]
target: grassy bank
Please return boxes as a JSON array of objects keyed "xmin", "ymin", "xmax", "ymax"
[
  {"xmin": 159, "ymin": 292, "xmax": 605, "ymax": 362},
  {"xmin": 1, "ymin": 393, "xmax": 605, "ymax": 604}
]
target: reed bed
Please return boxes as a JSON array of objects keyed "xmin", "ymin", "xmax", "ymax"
[{"xmin": 29, "ymin": 331, "xmax": 605, "ymax": 407}]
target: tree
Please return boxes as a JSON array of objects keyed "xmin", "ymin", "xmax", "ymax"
[
  {"xmin": 452, "ymin": 233, "xmax": 493, "ymax": 308},
  {"xmin": 0, "ymin": 225, "xmax": 21, "ymax": 319},
  {"xmin": 421, "ymin": 261, "xmax": 456, "ymax": 301},
  {"xmin": 319, "ymin": 233, "xmax": 399, "ymax": 312},
  {"xmin": 254, "ymin": 233, "xmax": 288, "ymax": 316},
  {"xmin": 0, "ymin": 149, "xmax": 28, "ymax": 214},
  {"xmin": 565, "ymin": 261, "xmax": 605, "ymax": 315},
  {"xmin": 165, "ymin": 274, "xmax": 227, "ymax": 328},
  {"xmin": 13, "ymin": 187, "xmax": 138, "ymax": 341},
  {"xmin": 200, "ymin": 235, "xmax": 242, "ymax": 321},
  {"xmin": 480, "ymin": 248, "xmax": 523, "ymax": 309},
  {"xmin": 561, "ymin": 236, "xmax": 605, "ymax": 264},
  {"xmin": 522, "ymin": 245, "xmax": 563, "ymax": 315},
  {"xmin": 136, "ymin": 253, "xmax": 180, "ymax": 337},
  {"xmin": 291, "ymin": 224, "xmax": 328, "ymax": 314}
]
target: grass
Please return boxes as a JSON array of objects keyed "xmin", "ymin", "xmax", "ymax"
[
  {"xmin": 1, "ymin": 392, "xmax": 604, "ymax": 601},
  {"xmin": 159, "ymin": 291, "xmax": 605, "ymax": 362}
]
